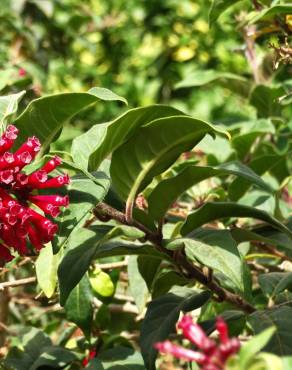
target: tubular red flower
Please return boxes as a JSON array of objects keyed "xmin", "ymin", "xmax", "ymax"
[
  {"xmin": 216, "ymin": 317, "xmax": 229, "ymax": 344},
  {"xmin": 155, "ymin": 341, "xmax": 207, "ymax": 364},
  {"xmin": 0, "ymin": 243, "xmax": 13, "ymax": 262},
  {"xmin": 156, "ymin": 316, "xmax": 240, "ymax": 370},
  {"xmin": 0, "ymin": 126, "xmax": 69, "ymax": 261},
  {"xmin": 41, "ymin": 156, "xmax": 62, "ymax": 173},
  {"xmin": 0, "ymin": 125, "xmax": 18, "ymax": 154},
  {"xmin": 36, "ymin": 174, "xmax": 70, "ymax": 189},
  {"xmin": 178, "ymin": 315, "xmax": 215, "ymax": 351}
]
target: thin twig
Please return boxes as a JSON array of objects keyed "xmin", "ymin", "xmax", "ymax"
[
  {"xmin": 93, "ymin": 297, "xmax": 139, "ymax": 314},
  {"xmin": 94, "ymin": 202, "xmax": 256, "ymax": 313},
  {"xmin": 95, "ymin": 261, "xmax": 128, "ymax": 270},
  {"xmin": 0, "ymin": 277, "xmax": 36, "ymax": 290}
]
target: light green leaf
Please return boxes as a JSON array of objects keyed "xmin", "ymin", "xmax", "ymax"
[
  {"xmin": 248, "ymin": 4, "xmax": 292, "ymax": 24},
  {"xmin": 181, "ymin": 202, "xmax": 292, "ymax": 238},
  {"xmin": 110, "ymin": 115, "xmax": 228, "ymax": 219},
  {"xmin": 89, "ymin": 269, "xmax": 115, "ymax": 298},
  {"xmin": 35, "ymin": 245, "xmax": 59, "ymax": 298},
  {"xmin": 209, "ymin": 0, "xmax": 243, "ymax": 25},
  {"xmin": 239, "ymin": 327, "xmax": 276, "ymax": 369},
  {"xmin": 175, "ymin": 69, "xmax": 247, "ymax": 89},
  {"xmin": 169, "ymin": 230, "xmax": 245, "ymax": 292},
  {"xmin": 83, "ymin": 105, "xmax": 183, "ymax": 171},
  {"xmin": 147, "ymin": 161, "xmax": 273, "ymax": 221},
  {"xmin": 128, "ymin": 256, "xmax": 150, "ymax": 313},
  {"xmin": 0, "ymin": 91, "xmax": 26, "ymax": 126},
  {"xmin": 14, "ymin": 87, "xmax": 126, "ymax": 154}
]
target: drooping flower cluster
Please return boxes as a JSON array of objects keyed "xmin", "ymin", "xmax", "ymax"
[
  {"xmin": 155, "ymin": 315, "xmax": 240, "ymax": 370},
  {"xmin": 0, "ymin": 125, "xmax": 70, "ymax": 262}
]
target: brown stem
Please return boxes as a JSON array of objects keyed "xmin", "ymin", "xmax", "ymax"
[
  {"xmin": 94, "ymin": 202, "xmax": 256, "ymax": 313},
  {"xmin": 243, "ymin": 24, "xmax": 263, "ymax": 84},
  {"xmin": 252, "ymin": 0, "xmax": 262, "ymax": 10},
  {"xmin": 0, "ymin": 277, "xmax": 36, "ymax": 290}
]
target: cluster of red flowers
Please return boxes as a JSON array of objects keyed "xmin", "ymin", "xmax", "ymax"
[
  {"xmin": 0, "ymin": 125, "xmax": 69, "ymax": 262},
  {"xmin": 155, "ymin": 315, "xmax": 240, "ymax": 370}
]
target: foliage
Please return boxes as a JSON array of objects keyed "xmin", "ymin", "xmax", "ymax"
[{"xmin": 0, "ymin": 0, "xmax": 291, "ymax": 369}]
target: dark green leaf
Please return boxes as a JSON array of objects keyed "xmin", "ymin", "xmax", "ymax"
[
  {"xmin": 58, "ymin": 227, "xmax": 110, "ymax": 306},
  {"xmin": 65, "ymin": 275, "xmax": 93, "ymax": 338},
  {"xmin": 14, "ymin": 87, "xmax": 126, "ymax": 154},
  {"xmin": 140, "ymin": 288, "xmax": 211, "ymax": 370},
  {"xmin": 147, "ymin": 161, "xmax": 273, "ymax": 221},
  {"xmin": 258, "ymin": 273, "xmax": 292, "ymax": 299},
  {"xmin": 249, "ymin": 85, "xmax": 285, "ymax": 118},
  {"xmin": 249, "ymin": 306, "xmax": 292, "ymax": 356},
  {"xmin": 229, "ymin": 154, "xmax": 284, "ymax": 201},
  {"xmin": 181, "ymin": 202, "xmax": 292, "ymax": 238}
]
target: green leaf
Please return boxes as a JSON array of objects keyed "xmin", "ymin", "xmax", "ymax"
[
  {"xmin": 259, "ymin": 273, "xmax": 292, "ymax": 299},
  {"xmin": 152, "ymin": 269, "xmax": 188, "ymax": 299},
  {"xmin": 30, "ymin": 347, "xmax": 77, "ymax": 370},
  {"xmin": 175, "ymin": 69, "xmax": 247, "ymax": 89},
  {"xmin": 64, "ymin": 275, "xmax": 93, "ymax": 338},
  {"xmin": 229, "ymin": 154, "xmax": 284, "ymax": 201},
  {"xmin": 181, "ymin": 202, "xmax": 292, "ymax": 238},
  {"xmin": 169, "ymin": 230, "xmax": 245, "ymax": 293},
  {"xmin": 14, "ymin": 87, "xmax": 126, "ymax": 154},
  {"xmin": 58, "ymin": 225, "xmax": 164, "ymax": 306},
  {"xmin": 239, "ymin": 327, "xmax": 276, "ymax": 369},
  {"xmin": 84, "ymin": 105, "xmax": 183, "ymax": 172},
  {"xmin": 209, "ymin": 0, "xmax": 243, "ymax": 25},
  {"xmin": 249, "ymin": 306, "xmax": 292, "ymax": 356},
  {"xmin": 147, "ymin": 161, "xmax": 273, "ymax": 221},
  {"xmin": 248, "ymin": 4, "xmax": 292, "ymax": 24},
  {"xmin": 99, "ymin": 346, "xmax": 146, "ymax": 369},
  {"xmin": 230, "ymin": 227, "xmax": 292, "ymax": 251},
  {"xmin": 55, "ymin": 170, "xmax": 110, "ymax": 248},
  {"xmin": 3, "ymin": 328, "xmax": 59, "ymax": 370},
  {"xmin": 35, "ymin": 245, "xmax": 59, "ymax": 298},
  {"xmin": 128, "ymin": 256, "xmax": 151, "ymax": 313},
  {"xmin": 140, "ymin": 288, "xmax": 211, "ymax": 370},
  {"xmin": 231, "ymin": 119, "xmax": 275, "ymax": 160},
  {"xmin": 58, "ymin": 227, "xmax": 110, "ymax": 306},
  {"xmin": 249, "ymin": 85, "xmax": 285, "ymax": 118},
  {"xmin": 89, "ymin": 268, "xmax": 115, "ymax": 298},
  {"xmin": 0, "ymin": 91, "xmax": 25, "ymax": 126},
  {"xmin": 110, "ymin": 116, "xmax": 228, "ymax": 218}
]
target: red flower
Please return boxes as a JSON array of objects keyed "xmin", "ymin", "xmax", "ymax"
[
  {"xmin": 18, "ymin": 68, "xmax": 27, "ymax": 77},
  {"xmin": 82, "ymin": 349, "xmax": 97, "ymax": 367},
  {"xmin": 155, "ymin": 315, "xmax": 240, "ymax": 370},
  {"xmin": 0, "ymin": 125, "xmax": 70, "ymax": 262}
]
